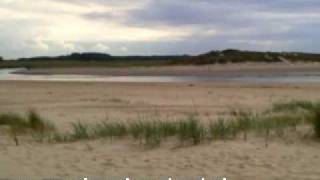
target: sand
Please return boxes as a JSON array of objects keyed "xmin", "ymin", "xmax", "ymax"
[
  {"xmin": 1, "ymin": 64, "xmax": 320, "ymax": 179},
  {"xmin": 1, "ymin": 81, "xmax": 320, "ymax": 129},
  {"xmin": 1, "ymin": 138, "xmax": 320, "ymax": 179}
]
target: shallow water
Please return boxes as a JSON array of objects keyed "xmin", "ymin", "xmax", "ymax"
[{"xmin": 1, "ymin": 68, "xmax": 320, "ymax": 83}]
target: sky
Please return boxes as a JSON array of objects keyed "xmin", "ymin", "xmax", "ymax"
[{"xmin": 0, "ymin": 0, "xmax": 320, "ymax": 59}]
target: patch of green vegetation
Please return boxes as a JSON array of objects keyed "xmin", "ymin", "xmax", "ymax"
[
  {"xmin": 127, "ymin": 121, "xmax": 147, "ymax": 143},
  {"xmin": 141, "ymin": 121, "xmax": 162, "ymax": 147},
  {"xmin": 207, "ymin": 110, "xmax": 308, "ymax": 144},
  {"xmin": 176, "ymin": 117, "xmax": 205, "ymax": 145},
  {"xmin": 128, "ymin": 120, "xmax": 177, "ymax": 147},
  {"xmin": 28, "ymin": 110, "xmax": 55, "ymax": 132},
  {"xmin": 1, "ymin": 100, "xmax": 320, "ymax": 147},
  {"xmin": 270, "ymin": 100, "xmax": 320, "ymax": 139},
  {"xmin": 0, "ymin": 111, "xmax": 55, "ymax": 145},
  {"xmin": 93, "ymin": 121, "xmax": 127, "ymax": 139},
  {"xmin": 235, "ymin": 112, "xmax": 258, "ymax": 140},
  {"xmin": 49, "ymin": 131, "xmax": 70, "ymax": 143},
  {"xmin": 209, "ymin": 119, "xmax": 232, "ymax": 140},
  {"xmin": 70, "ymin": 122, "xmax": 90, "ymax": 140},
  {"xmin": 272, "ymin": 100, "xmax": 317, "ymax": 113},
  {"xmin": 0, "ymin": 113, "xmax": 27, "ymax": 127}
]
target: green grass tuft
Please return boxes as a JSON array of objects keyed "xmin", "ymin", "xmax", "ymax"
[
  {"xmin": 70, "ymin": 122, "xmax": 90, "ymax": 140},
  {"xmin": 272, "ymin": 100, "xmax": 317, "ymax": 113},
  {"xmin": 0, "ymin": 113, "xmax": 27, "ymax": 127},
  {"xmin": 236, "ymin": 113, "xmax": 257, "ymax": 140},
  {"xmin": 177, "ymin": 116, "xmax": 205, "ymax": 145},
  {"xmin": 93, "ymin": 121, "xmax": 127, "ymax": 139},
  {"xmin": 28, "ymin": 110, "xmax": 46, "ymax": 131},
  {"xmin": 0, "ymin": 111, "xmax": 56, "ymax": 144},
  {"xmin": 209, "ymin": 119, "xmax": 234, "ymax": 140},
  {"xmin": 128, "ymin": 121, "xmax": 146, "ymax": 142}
]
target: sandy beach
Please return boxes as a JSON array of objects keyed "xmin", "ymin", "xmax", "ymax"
[
  {"xmin": 2, "ymin": 0, "xmax": 320, "ymax": 178},
  {"xmin": 1, "ymin": 64, "xmax": 320, "ymax": 179}
]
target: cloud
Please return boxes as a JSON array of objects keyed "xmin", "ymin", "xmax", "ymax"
[
  {"xmin": 0, "ymin": 0, "xmax": 320, "ymax": 59},
  {"xmin": 92, "ymin": 43, "xmax": 110, "ymax": 52},
  {"xmin": 121, "ymin": 46, "xmax": 128, "ymax": 52}
]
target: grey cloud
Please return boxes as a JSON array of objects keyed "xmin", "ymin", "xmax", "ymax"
[
  {"xmin": 124, "ymin": 0, "xmax": 320, "ymax": 26},
  {"xmin": 1, "ymin": 0, "xmax": 320, "ymax": 58}
]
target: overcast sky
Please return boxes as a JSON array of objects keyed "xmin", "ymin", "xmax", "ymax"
[{"xmin": 1, "ymin": 0, "xmax": 319, "ymax": 59}]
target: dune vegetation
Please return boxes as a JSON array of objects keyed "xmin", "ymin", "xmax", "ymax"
[
  {"xmin": 0, "ymin": 100, "xmax": 319, "ymax": 148},
  {"xmin": 0, "ymin": 110, "xmax": 55, "ymax": 145}
]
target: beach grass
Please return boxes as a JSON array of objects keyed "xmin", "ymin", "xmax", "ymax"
[
  {"xmin": 70, "ymin": 122, "xmax": 90, "ymax": 140},
  {"xmin": 0, "ymin": 111, "xmax": 55, "ymax": 145},
  {"xmin": 93, "ymin": 121, "xmax": 127, "ymax": 139},
  {"xmin": 176, "ymin": 116, "xmax": 205, "ymax": 145},
  {"xmin": 1, "ymin": 100, "xmax": 320, "ymax": 146},
  {"xmin": 209, "ymin": 119, "xmax": 236, "ymax": 140},
  {"xmin": 271, "ymin": 100, "xmax": 319, "ymax": 113}
]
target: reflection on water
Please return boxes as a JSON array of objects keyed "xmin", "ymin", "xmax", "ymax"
[{"xmin": 1, "ymin": 68, "xmax": 320, "ymax": 83}]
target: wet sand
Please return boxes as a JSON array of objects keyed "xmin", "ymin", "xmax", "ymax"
[{"xmin": 1, "ymin": 64, "xmax": 320, "ymax": 179}]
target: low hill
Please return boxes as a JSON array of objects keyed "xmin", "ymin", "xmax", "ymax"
[
  {"xmin": 18, "ymin": 52, "xmax": 112, "ymax": 61},
  {"xmin": 180, "ymin": 49, "xmax": 320, "ymax": 65},
  {"xmin": 0, "ymin": 50, "xmax": 320, "ymax": 68}
]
